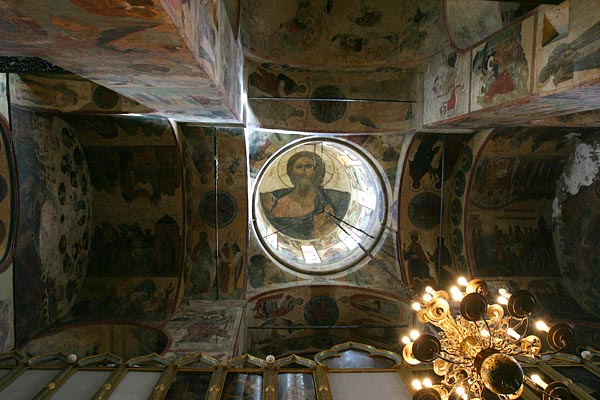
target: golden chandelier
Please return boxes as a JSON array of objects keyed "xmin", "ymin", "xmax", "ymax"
[{"xmin": 403, "ymin": 278, "xmax": 575, "ymax": 400}]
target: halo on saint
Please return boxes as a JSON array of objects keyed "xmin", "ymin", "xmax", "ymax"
[{"xmin": 276, "ymin": 142, "xmax": 336, "ymax": 189}]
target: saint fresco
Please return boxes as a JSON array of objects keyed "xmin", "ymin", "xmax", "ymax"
[
  {"xmin": 470, "ymin": 17, "xmax": 534, "ymax": 111},
  {"xmin": 260, "ymin": 150, "xmax": 350, "ymax": 240}
]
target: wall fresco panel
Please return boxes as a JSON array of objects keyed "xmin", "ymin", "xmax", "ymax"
[
  {"xmin": 246, "ymin": 62, "xmax": 417, "ymax": 133},
  {"xmin": 0, "ymin": 74, "xmax": 7, "ymax": 119},
  {"xmin": 445, "ymin": 0, "xmax": 502, "ymax": 49},
  {"xmin": 0, "ymin": 0, "xmax": 239, "ymax": 123},
  {"xmin": 424, "ymin": 94, "xmax": 600, "ymax": 131},
  {"xmin": 241, "ymin": 0, "xmax": 448, "ymax": 68},
  {"xmin": 470, "ymin": 16, "xmax": 534, "ymax": 112},
  {"xmin": 19, "ymin": 323, "xmax": 168, "ymax": 360},
  {"xmin": 246, "ymin": 286, "xmax": 410, "ymax": 358},
  {"xmin": 423, "ymin": 49, "xmax": 470, "ymax": 125},
  {"xmin": 246, "ymin": 62, "xmax": 416, "ymax": 101},
  {"xmin": 0, "ymin": 116, "xmax": 15, "ymax": 271},
  {"xmin": 398, "ymin": 133, "xmax": 471, "ymax": 290},
  {"xmin": 442, "ymin": 135, "xmax": 480, "ymax": 283},
  {"xmin": 167, "ymin": 0, "xmax": 218, "ymax": 80},
  {"xmin": 0, "ymin": 107, "xmax": 15, "ymax": 352},
  {"xmin": 466, "ymin": 128, "xmax": 578, "ymax": 279},
  {"xmin": 69, "ymin": 114, "xmax": 175, "ymax": 147},
  {"xmin": 528, "ymin": 279, "xmax": 598, "ymax": 322},
  {"xmin": 223, "ymin": 0, "xmax": 241, "ymax": 39},
  {"xmin": 217, "ymin": 0, "xmax": 244, "ymax": 119},
  {"xmin": 248, "ymin": 98, "xmax": 414, "ymax": 133},
  {"xmin": 66, "ymin": 115, "xmax": 181, "ymax": 325},
  {"xmin": 9, "ymin": 74, "xmax": 151, "ymax": 114},
  {"xmin": 0, "ymin": 264, "xmax": 13, "ymax": 352},
  {"xmin": 71, "ymin": 277, "xmax": 177, "ymax": 325},
  {"xmin": 181, "ymin": 126, "xmax": 217, "ymax": 300},
  {"xmin": 216, "ymin": 128, "xmax": 247, "ymax": 299},
  {"xmin": 532, "ymin": 108, "xmax": 600, "ymax": 127},
  {"xmin": 164, "ymin": 300, "xmax": 245, "ymax": 361},
  {"xmin": 161, "ymin": 0, "xmax": 243, "ymax": 121},
  {"xmin": 12, "ymin": 109, "xmax": 92, "ymax": 343},
  {"xmin": 536, "ymin": 0, "xmax": 600, "ymax": 95}
]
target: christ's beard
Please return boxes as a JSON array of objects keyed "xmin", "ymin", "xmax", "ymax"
[{"xmin": 295, "ymin": 178, "xmax": 315, "ymax": 192}]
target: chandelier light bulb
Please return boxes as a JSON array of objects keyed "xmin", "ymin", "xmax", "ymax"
[
  {"xmin": 499, "ymin": 288, "xmax": 511, "ymax": 298},
  {"xmin": 412, "ymin": 302, "xmax": 422, "ymax": 311},
  {"xmin": 423, "ymin": 293, "xmax": 433, "ymax": 302},
  {"xmin": 423, "ymin": 378, "xmax": 433, "ymax": 388},
  {"xmin": 507, "ymin": 328, "xmax": 521, "ymax": 340},
  {"xmin": 412, "ymin": 380, "xmax": 423, "ymax": 390},
  {"xmin": 450, "ymin": 286, "xmax": 463, "ymax": 301},
  {"xmin": 535, "ymin": 321, "xmax": 550, "ymax": 332},
  {"xmin": 457, "ymin": 277, "xmax": 468, "ymax": 287},
  {"xmin": 402, "ymin": 336, "xmax": 411, "ymax": 345},
  {"xmin": 497, "ymin": 296, "xmax": 509, "ymax": 305},
  {"xmin": 410, "ymin": 330, "xmax": 421, "ymax": 341},
  {"xmin": 481, "ymin": 329, "xmax": 490, "ymax": 337},
  {"xmin": 425, "ymin": 286, "xmax": 434, "ymax": 294},
  {"xmin": 456, "ymin": 386, "xmax": 465, "ymax": 396},
  {"xmin": 530, "ymin": 374, "xmax": 548, "ymax": 390}
]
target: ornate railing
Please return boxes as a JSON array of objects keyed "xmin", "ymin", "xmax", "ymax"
[{"xmin": 0, "ymin": 342, "xmax": 598, "ymax": 399}]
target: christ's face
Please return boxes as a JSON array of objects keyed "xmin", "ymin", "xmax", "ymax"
[{"xmin": 291, "ymin": 156, "xmax": 318, "ymax": 189}]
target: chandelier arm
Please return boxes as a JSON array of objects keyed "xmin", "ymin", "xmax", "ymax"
[
  {"xmin": 518, "ymin": 316, "xmax": 530, "ymax": 339},
  {"xmin": 536, "ymin": 348, "xmax": 565, "ymax": 356},
  {"xmin": 435, "ymin": 353, "xmax": 462, "ymax": 364},
  {"xmin": 512, "ymin": 316, "xmax": 527, "ymax": 332},
  {"xmin": 480, "ymin": 317, "xmax": 494, "ymax": 348},
  {"xmin": 523, "ymin": 376, "xmax": 564, "ymax": 400},
  {"xmin": 440, "ymin": 347, "xmax": 469, "ymax": 360},
  {"xmin": 506, "ymin": 317, "xmax": 530, "ymax": 350},
  {"xmin": 509, "ymin": 350, "xmax": 528, "ymax": 356}
]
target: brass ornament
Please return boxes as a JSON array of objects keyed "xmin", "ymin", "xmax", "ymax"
[
  {"xmin": 412, "ymin": 334, "xmax": 441, "ymax": 362},
  {"xmin": 547, "ymin": 323, "xmax": 575, "ymax": 350},
  {"xmin": 466, "ymin": 279, "xmax": 488, "ymax": 296},
  {"xmin": 425, "ymin": 298, "xmax": 450, "ymax": 322},
  {"xmin": 460, "ymin": 292, "xmax": 488, "ymax": 321},
  {"xmin": 507, "ymin": 290, "xmax": 536, "ymax": 318}
]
